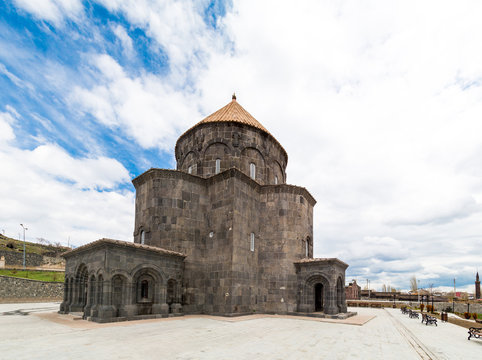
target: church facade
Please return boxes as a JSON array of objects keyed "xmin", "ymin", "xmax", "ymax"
[{"xmin": 59, "ymin": 95, "xmax": 349, "ymax": 322}]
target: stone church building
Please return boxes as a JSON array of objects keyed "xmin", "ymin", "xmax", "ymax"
[{"xmin": 59, "ymin": 95, "xmax": 349, "ymax": 322}]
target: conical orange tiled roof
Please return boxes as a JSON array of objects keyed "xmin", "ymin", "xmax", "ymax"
[
  {"xmin": 176, "ymin": 95, "xmax": 287, "ymax": 159},
  {"xmin": 196, "ymin": 94, "xmax": 270, "ymax": 134}
]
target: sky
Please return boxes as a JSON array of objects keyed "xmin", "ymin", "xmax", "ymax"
[{"xmin": 1, "ymin": 0, "xmax": 481, "ymax": 293}]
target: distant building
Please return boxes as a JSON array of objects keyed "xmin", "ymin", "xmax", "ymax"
[
  {"xmin": 476, "ymin": 272, "xmax": 481, "ymax": 300},
  {"xmin": 345, "ymin": 279, "xmax": 361, "ymax": 300}
]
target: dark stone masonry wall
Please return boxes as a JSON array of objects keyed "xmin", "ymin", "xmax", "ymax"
[
  {"xmin": 0, "ymin": 275, "xmax": 63, "ymax": 301},
  {"xmin": 175, "ymin": 122, "xmax": 288, "ymax": 185},
  {"xmin": 132, "ymin": 167, "xmax": 316, "ymax": 315}
]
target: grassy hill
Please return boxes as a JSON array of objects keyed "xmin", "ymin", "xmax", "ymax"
[
  {"xmin": 0, "ymin": 269, "xmax": 64, "ymax": 282},
  {"xmin": 0, "ymin": 233, "xmax": 69, "ymax": 257}
]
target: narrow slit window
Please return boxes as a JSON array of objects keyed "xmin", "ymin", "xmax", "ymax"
[
  {"xmin": 274, "ymin": 175, "xmax": 278, "ymax": 184},
  {"xmin": 305, "ymin": 239, "xmax": 309, "ymax": 257},
  {"xmin": 140, "ymin": 230, "xmax": 145, "ymax": 245},
  {"xmin": 250, "ymin": 163, "xmax": 256, "ymax": 179},
  {"xmin": 215, "ymin": 159, "xmax": 221, "ymax": 174},
  {"xmin": 188, "ymin": 166, "xmax": 192, "ymax": 174},
  {"xmin": 250, "ymin": 233, "xmax": 255, "ymax": 252}
]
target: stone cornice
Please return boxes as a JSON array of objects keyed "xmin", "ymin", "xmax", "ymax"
[
  {"xmin": 132, "ymin": 167, "xmax": 316, "ymax": 206},
  {"xmin": 294, "ymin": 258, "xmax": 348, "ymax": 269},
  {"xmin": 132, "ymin": 168, "xmax": 206, "ymax": 188},
  {"xmin": 62, "ymin": 238, "xmax": 186, "ymax": 259}
]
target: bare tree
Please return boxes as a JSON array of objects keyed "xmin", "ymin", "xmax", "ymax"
[
  {"xmin": 37, "ymin": 237, "xmax": 47, "ymax": 244},
  {"xmin": 410, "ymin": 275, "xmax": 418, "ymax": 292},
  {"xmin": 381, "ymin": 284, "xmax": 387, "ymax": 292}
]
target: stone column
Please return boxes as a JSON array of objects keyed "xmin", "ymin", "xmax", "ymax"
[
  {"xmin": 97, "ymin": 279, "xmax": 115, "ymax": 321},
  {"xmin": 69, "ymin": 277, "xmax": 82, "ymax": 312},
  {"xmin": 123, "ymin": 281, "xmax": 137, "ymax": 317},
  {"xmin": 156, "ymin": 284, "xmax": 169, "ymax": 317},
  {"xmin": 324, "ymin": 285, "xmax": 338, "ymax": 315},
  {"xmin": 83, "ymin": 278, "xmax": 94, "ymax": 318},
  {"xmin": 339, "ymin": 284, "xmax": 347, "ymax": 313},
  {"xmin": 59, "ymin": 279, "xmax": 69, "ymax": 313}
]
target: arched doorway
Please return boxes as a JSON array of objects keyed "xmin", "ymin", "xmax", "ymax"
[{"xmin": 314, "ymin": 283, "xmax": 324, "ymax": 311}]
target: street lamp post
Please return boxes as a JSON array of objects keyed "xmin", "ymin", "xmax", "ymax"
[
  {"xmin": 417, "ymin": 280, "xmax": 420, "ymax": 306},
  {"xmin": 20, "ymin": 224, "xmax": 27, "ymax": 270}
]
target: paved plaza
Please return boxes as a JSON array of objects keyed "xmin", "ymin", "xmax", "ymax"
[{"xmin": 0, "ymin": 302, "xmax": 480, "ymax": 359}]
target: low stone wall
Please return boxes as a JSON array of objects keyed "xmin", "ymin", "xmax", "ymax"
[
  {"xmin": 432, "ymin": 301, "xmax": 482, "ymax": 314},
  {"xmin": 0, "ymin": 250, "xmax": 43, "ymax": 267},
  {"xmin": 0, "ymin": 275, "xmax": 63, "ymax": 302}
]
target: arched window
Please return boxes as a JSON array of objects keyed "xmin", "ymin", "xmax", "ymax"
[
  {"xmin": 274, "ymin": 175, "xmax": 278, "ymax": 185},
  {"xmin": 250, "ymin": 233, "xmax": 255, "ymax": 252},
  {"xmin": 250, "ymin": 163, "xmax": 256, "ymax": 179},
  {"xmin": 215, "ymin": 159, "xmax": 221, "ymax": 174},
  {"xmin": 140, "ymin": 230, "xmax": 145, "ymax": 245},
  {"xmin": 188, "ymin": 165, "xmax": 192, "ymax": 174},
  {"xmin": 141, "ymin": 280, "xmax": 149, "ymax": 299}
]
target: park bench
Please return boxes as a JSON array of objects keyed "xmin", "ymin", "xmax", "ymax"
[
  {"xmin": 468, "ymin": 327, "xmax": 482, "ymax": 341},
  {"xmin": 421, "ymin": 313, "xmax": 437, "ymax": 326},
  {"xmin": 408, "ymin": 310, "xmax": 419, "ymax": 319}
]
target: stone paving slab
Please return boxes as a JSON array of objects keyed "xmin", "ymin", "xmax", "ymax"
[
  {"xmin": 35, "ymin": 311, "xmax": 375, "ymax": 330},
  {"xmin": 0, "ymin": 303, "xmax": 481, "ymax": 359}
]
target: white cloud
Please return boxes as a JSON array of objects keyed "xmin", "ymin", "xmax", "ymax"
[
  {"xmin": 5, "ymin": 0, "xmax": 482, "ymax": 290},
  {"xmin": 97, "ymin": 0, "xmax": 229, "ymax": 83},
  {"xmin": 70, "ymin": 54, "xmax": 200, "ymax": 152},
  {"xmin": 13, "ymin": 0, "xmax": 83, "ymax": 26},
  {"xmin": 0, "ymin": 108, "xmax": 18, "ymax": 143},
  {"xmin": 112, "ymin": 24, "xmax": 134, "ymax": 58},
  {"xmin": 0, "ymin": 106, "xmax": 134, "ymax": 247},
  {"xmin": 192, "ymin": 0, "xmax": 482, "ymax": 289}
]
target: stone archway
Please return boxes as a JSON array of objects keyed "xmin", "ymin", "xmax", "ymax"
[
  {"xmin": 132, "ymin": 267, "xmax": 163, "ymax": 316},
  {"xmin": 298, "ymin": 274, "xmax": 331, "ymax": 313},
  {"xmin": 70, "ymin": 264, "xmax": 88, "ymax": 312}
]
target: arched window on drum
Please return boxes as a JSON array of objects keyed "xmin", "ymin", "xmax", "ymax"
[{"xmin": 250, "ymin": 163, "xmax": 256, "ymax": 180}]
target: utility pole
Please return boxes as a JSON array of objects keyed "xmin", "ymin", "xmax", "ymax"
[{"xmin": 20, "ymin": 224, "xmax": 28, "ymax": 270}]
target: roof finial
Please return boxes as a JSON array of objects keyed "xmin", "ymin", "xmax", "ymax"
[{"xmin": 232, "ymin": 93, "xmax": 236, "ymax": 101}]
